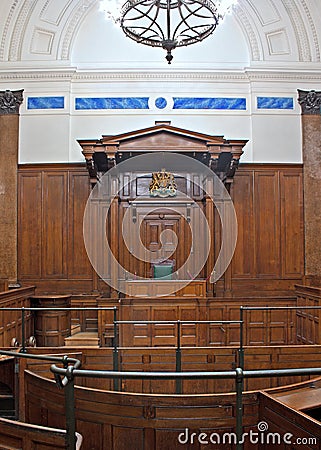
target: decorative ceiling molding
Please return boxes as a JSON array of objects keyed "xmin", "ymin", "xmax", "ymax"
[
  {"xmin": 60, "ymin": 0, "xmax": 96, "ymax": 60},
  {"xmin": 9, "ymin": 0, "xmax": 38, "ymax": 61},
  {"xmin": 234, "ymin": 1, "xmax": 262, "ymax": 61},
  {"xmin": 0, "ymin": 68, "xmax": 320, "ymax": 84},
  {"xmin": 0, "ymin": 0, "xmax": 320, "ymax": 65},
  {"xmin": 299, "ymin": 0, "xmax": 320, "ymax": 61},
  {"xmin": 282, "ymin": 0, "xmax": 311, "ymax": 61},
  {"xmin": 0, "ymin": 0, "xmax": 19, "ymax": 61}
]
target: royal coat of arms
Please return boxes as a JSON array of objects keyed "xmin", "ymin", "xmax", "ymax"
[{"xmin": 149, "ymin": 169, "xmax": 177, "ymax": 197}]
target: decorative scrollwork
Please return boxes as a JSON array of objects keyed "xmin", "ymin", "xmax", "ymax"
[
  {"xmin": 298, "ymin": 89, "xmax": 321, "ymax": 115},
  {"xmin": 0, "ymin": 89, "xmax": 23, "ymax": 115}
]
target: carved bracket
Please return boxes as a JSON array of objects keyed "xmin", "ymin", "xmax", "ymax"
[
  {"xmin": 298, "ymin": 90, "xmax": 321, "ymax": 115},
  {"xmin": 0, "ymin": 90, "xmax": 23, "ymax": 115}
]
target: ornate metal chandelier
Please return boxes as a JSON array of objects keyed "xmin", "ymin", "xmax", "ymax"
[{"xmin": 100, "ymin": 0, "xmax": 237, "ymax": 63}]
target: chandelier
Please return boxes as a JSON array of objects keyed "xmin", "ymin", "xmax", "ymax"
[{"xmin": 100, "ymin": 0, "xmax": 237, "ymax": 64}]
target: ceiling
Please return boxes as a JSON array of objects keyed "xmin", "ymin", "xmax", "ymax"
[{"xmin": 0, "ymin": 0, "xmax": 320, "ymax": 71}]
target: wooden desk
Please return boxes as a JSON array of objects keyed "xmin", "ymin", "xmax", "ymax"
[{"xmin": 124, "ymin": 279, "xmax": 206, "ymax": 298}]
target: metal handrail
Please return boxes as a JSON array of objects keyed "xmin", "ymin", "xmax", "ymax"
[{"xmin": 49, "ymin": 360, "xmax": 321, "ymax": 450}]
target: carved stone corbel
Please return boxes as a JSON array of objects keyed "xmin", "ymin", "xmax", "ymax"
[
  {"xmin": 298, "ymin": 90, "xmax": 321, "ymax": 115},
  {"xmin": 0, "ymin": 90, "xmax": 23, "ymax": 115}
]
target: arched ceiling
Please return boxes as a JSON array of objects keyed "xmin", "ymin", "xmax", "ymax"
[{"xmin": 0, "ymin": 0, "xmax": 320, "ymax": 70}]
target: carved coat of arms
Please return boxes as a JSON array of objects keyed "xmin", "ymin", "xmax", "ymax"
[{"xmin": 149, "ymin": 169, "xmax": 177, "ymax": 197}]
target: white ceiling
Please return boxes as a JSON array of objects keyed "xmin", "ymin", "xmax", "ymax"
[{"xmin": 0, "ymin": 0, "xmax": 320, "ymax": 71}]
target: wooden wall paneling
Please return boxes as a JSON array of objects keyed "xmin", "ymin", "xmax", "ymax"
[
  {"xmin": 22, "ymin": 345, "xmax": 321, "ymax": 395},
  {"xmin": 0, "ymin": 287, "xmax": 35, "ymax": 347},
  {"xmin": 129, "ymin": 305, "xmax": 152, "ymax": 347},
  {"xmin": 254, "ymin": 170, "xmax": 281, "ymax": 278},
  {"xmin": 0, "ymin": 417, "xmax": 72, "ymax": 450},
  {"xmin": 67, "ymin": 172, "xmax": 92, "ymax": 280},
  {"xmin": 296, "ymin": 285, "xmax": 321, "ymax": 344},
  {"xmin": 109, "ymin": 195, "xmax": 119, "ymax": 297},
  {"xmin": 18, "ymin": 172, "xmax": 42, "ymax": 279},
  {"xmin": 24, "ymin": 369, "xmax": 261, "ymax": 450},
  {"xmin": 205, "ymin": 197, "xmax": 215, "ymax": 295},
  {"xmin": 42, "ymin": 172, "xmax": 68, "ymax": 278},
  {"xmin": 207, "ymin": 304, "xmax": 227, "ymax": 345},
  {"xmin": 231, "ymin": 170, "xmax": 255, "ymax": 278},
  {"xmin": 213, "ymin": 199, "xmax": 225, "ymax": 295},
  {"xmin": 268, "ymin": 307, "xmax": 295, "ymax": 345},
  {"xmin": 97, "ymin": 201, "xmax": 111, "ymax": 293},
  {"xmin": 71, "ymin": 295, "xmax": 99, "ymax": 332},
  {"xmin": 151, "ymin": 305, "xmax": 177, "ymax": 347},
  {"xmin": 189, "ymin": 202, "xmax": 205, "ymax": 280},
  {"xmin": 280, "ymin": 171, "xmax": 304, "ymax": 278},
  {"xmin": 17, "ymin": 163, "xmax": 304, "ymax": 297},
  {"xmin": 118, "ymin": 203, "xmax": 133, "ymax": 278}
]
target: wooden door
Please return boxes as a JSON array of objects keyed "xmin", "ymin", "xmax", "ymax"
[{"xmin": 143, "ymin": 213, "xmax": 182, "ymax": 278}]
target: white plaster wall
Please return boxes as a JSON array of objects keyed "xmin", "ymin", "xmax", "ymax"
[{"xmin": 1, "ymin": 0, "xmax": 320, "ymax": 165}]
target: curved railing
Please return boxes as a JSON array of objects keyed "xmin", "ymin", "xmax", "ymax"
[{"xmin": 1, "ymin": 349, "xmax": 321, "ymax": 450}]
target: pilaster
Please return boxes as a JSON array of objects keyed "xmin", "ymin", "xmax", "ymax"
[
  {"xmin": 0, "ymin": 90, "xmax": 23, "ymax": 285},
  {"xmin": 298, "ymin": 89, "xmax": 321, "ymax": 283}
]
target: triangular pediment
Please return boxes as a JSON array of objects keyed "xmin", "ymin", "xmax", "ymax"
[
  {"xmin": 101, "ymin": 122, "xmax": 226, "ymax": 151},
  {"xmin": 79, "ymin": 121, "xmax": 248, "ymax": 185}
]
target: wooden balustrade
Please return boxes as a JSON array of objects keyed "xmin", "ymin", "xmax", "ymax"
[
  {"xmin": 22, "ymin": 345, "xmax": 320, "ymax": 394},
  {"xmin": 22, "ymin": 367, "xmax": 321, "ymax": 450},
  {"xmin": 0, "ymin": 416, "xmax": 82, "ymax": 449},
  {"xmin": 0, "ymin": 286, "xmax": 35, "ymax": 347},
  {"xmin": 98, "ymin": 295, "xmax": 297, "ymax": 347},
  {"xmin": 24, "ymin": 370, "xmax": 259, "ymax": 450},
  {"xmin": 296, "ymin": 284, "xmax": 321, "ymax": 344}
]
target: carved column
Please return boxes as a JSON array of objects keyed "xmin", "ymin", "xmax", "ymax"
[
  {"xmin": 298, "ymin": 90, "xmax": 321, "ymax": 284},
  {"xmin": 0, "ymin": 90, "xmax": 23, "ymax": 285}
]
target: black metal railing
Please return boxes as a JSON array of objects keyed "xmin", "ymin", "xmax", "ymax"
[
  {"xmin": 2, "ymin": 348, "xmax": 321, "ymax": 450},
  {"xmin": 113, "ymin": 318, "xmax": 242, "ymax": 392},
  {"xmin": 49, "ymin": 358, "xmax": 321, "ymax": 450},
  {"xmin": 1, "ymin": 304, "xmax": 321, "ymax": 449}
]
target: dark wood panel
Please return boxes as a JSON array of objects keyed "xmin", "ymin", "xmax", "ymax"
[
  {"xmin": 296, "ymin": 285, "xmax": 321, "ymax": 344},
  {"xmin": 68, "ymin": 172, "xmax": 92, "ymax": 279},
  {"xmin": 23, "ymin": 344, "xmax": 321, "ymax": 395},
  {"xmin": 254, "ymin": 171, "xmax": 280, "ymax": 277},
  {"xmin": 17, "ymin": 163, "xmax": 304, "ymax": 297},
  {"xmin": 100, "ymin": 296, "xmax": 297, "ymax": 347},
  {"xmin": 280, "ymin": 171, "xmax": 304, "ymax": 278},
  {"xmin": 0, "ymin": 286, "xmax": 35, "ymax": 347},
  {"xmin": 18, "ymin": 165, "xmax": 94, "ymax": 293},
  {"xmin": 232, "ymin": 170, "xmax": 254, "ymax": 277},
  {"xmin": 0, "ymin": 417, "xmax": 75, "ymax": 450},
  {"xmin": 43, "ymin": 172, "xmax": 68, "ymax": 278},
  {"xmin": 18, "ymin": 172, "xmax": 42, "ymax": 278}
]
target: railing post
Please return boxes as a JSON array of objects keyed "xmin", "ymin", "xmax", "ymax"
[
  {"xmin": 235, "ymin": 367, "xmax": 243, "ymax": 450},
  {"xmin": 176, "ymin": 320, "xmax": 182, "ymax": 394},
  {"xmin": 113, "ymin": 307, "xmax": 119, "ymax": 391},
  {"xmin": 20, "ymin": 307, "xmax": 26, "ymax": 353},
  {"xmin": 238, "ymin": 307, "xmax": 244, "ymax": 370},
  {"xmin": 64, "ymin": 366, "xmax": 76, "ymax": 450}
]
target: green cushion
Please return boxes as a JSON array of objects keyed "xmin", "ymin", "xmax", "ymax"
[{"xmin": 153, "ymin": 264, "xmax": 173, "ymax": 279}]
